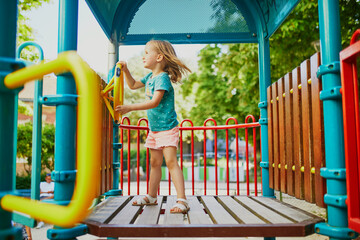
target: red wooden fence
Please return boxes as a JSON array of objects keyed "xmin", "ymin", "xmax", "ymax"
[{"xmin": 267, "ymin": 52, "xmax": 326, "ymax": 207}]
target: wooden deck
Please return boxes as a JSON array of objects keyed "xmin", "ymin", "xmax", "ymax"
[{"xmin": 84, "ymin": 195, "xmax": 324, "ymax": 238}]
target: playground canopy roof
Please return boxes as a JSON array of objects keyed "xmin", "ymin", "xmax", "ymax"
[{"xmin": 85, "ymin": 0, "xmax": 301, "ymax": 45}]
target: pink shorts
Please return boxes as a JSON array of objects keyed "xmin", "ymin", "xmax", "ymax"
[{"xmin": 145, "ymin": 127, "xmax": 179, "ymax": 150}]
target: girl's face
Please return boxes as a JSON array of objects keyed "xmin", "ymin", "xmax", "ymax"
[{"xmin": 143, "ymin": 43, "xmax": 161, "ymax": 70}]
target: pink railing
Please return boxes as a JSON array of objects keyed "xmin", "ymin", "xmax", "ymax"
[{"xmin": 119, "ymin": 116, "xmax": 260, "ymax": 196}]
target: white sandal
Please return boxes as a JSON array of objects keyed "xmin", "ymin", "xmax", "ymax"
[
  {"xmin": 170, "ymin": 198, "xmax": 190, "ymax": 214},
  {"xmin": 132, "ymin": 195, "xmax": 157, "ymax": 206}
]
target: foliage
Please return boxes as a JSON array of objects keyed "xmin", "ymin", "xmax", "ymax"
[
  {"xmin": 121, "ymin": 149, "xmax": 148, "ymax": 171},
  {"xmin": 17, "ymin": 0, "xmax": 51, "ymax": 61},
  {"xmin": 17, "ymin": 122, "xmax": 55, "ymax": 175},
  {"xmin": 18, "ymin": 100, "xmax": 33, "ymax": 116},
  {"xmin": 180, "ymin": 0, "xmax": 360, "ymax": 141},
  {"xmin": 16, "ymin": 174, "xmax": 31, "ymax": 189}
]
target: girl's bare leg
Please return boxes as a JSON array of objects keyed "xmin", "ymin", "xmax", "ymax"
[
  {"xmin": 163, "ymin": 146, "xmax": 187, "ymax": 212},
  {"xmin": 148, "ymin": 148, "xmax": 163, "ymax": 198},
  {"xmin": 133, "ymin": 148, "xmax": 163, "ymax": 204}
]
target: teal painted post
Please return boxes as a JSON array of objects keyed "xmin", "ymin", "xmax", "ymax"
[
  {"xmin": 258, "ymin": 32, "xmax": 276, "ymax": 240},
  {"xmin": 0, "ymin": 0, "xmax": 23, "ymax": 239},
  {"xmin": 104, "ymin": 39, "xmax": 122, "ymax": 197},
  {"xmin": 54, "ymin": 0, "xmax": 79, "ymax": 204},
  {"xmin": 258, "ymin": 35, "xmax": 274, "ymax": 199},
  {"xmin": 315, "ymin": 0, "xmax": 357, "ymax": 239},
  {"xmin": 17, "ymin": 42, "xmax": 44, "ymax": 202}
]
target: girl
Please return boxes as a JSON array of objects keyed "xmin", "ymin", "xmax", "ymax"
[{"xmin": 115, "ymin": 40, "xmax": 191, "ymax": 214}]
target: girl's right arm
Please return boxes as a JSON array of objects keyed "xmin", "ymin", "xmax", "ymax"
[{"xmin": 118, "ymin": 61, "xmax": 145, "ymax": 90}]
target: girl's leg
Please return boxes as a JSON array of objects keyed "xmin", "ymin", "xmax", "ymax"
[
  {"xmin": 163, "ymin": 146, "xmax": 187, "ymax": 212},
  {"xmin": 148, "ymin": 148, "xmax": 163, "ymax": 198},
  {"xmin": 133, "ymin": 148, "xmax": 163, "ymax": 205}
]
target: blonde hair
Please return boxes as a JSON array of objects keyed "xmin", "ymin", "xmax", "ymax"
[{"xmin": 148, "ymin": 40, "xmax": 191, "ymax": 83}]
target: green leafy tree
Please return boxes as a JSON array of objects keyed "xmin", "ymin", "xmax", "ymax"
[
  {"xmin": 17, "ymin": 122, "xmax": 55, "ymax": 175},
  {"xmin": 18, "ymin": 0, "xmax": 51, "ymax": 61},
  {"xmin": 181, "ymin": 0, "xmax": 360, "ymax": 129}
]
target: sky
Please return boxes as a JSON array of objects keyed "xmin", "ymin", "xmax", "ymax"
[{"xmin": 25, "ymin": 0, "xmax": 205, "ymax": 76}]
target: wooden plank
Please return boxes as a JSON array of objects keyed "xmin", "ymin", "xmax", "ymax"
[
  {"xmin": 234, "ymin": 196, "xmax": 293, "ymax": 224},
  {"xmin": 292, "ymin": 66, "xmax": 304, "ymax": 199},
  {"xmin": 310, "ymin": 52, "xmax": 326, "ymax": 208},
  {"xmin": 86, "ymin": 196, "xmax": 129, "ymax": 223},
  {"xmin": 284, "ymin": 72, "xmax": 295, "ymax": 196},
  {"xmin": 253, "ymin": 197, "xmax": 313, "ymax": 222},
  {"xmin": 278, "ymin": 77, "xmax": 287, "ymax": 193},
  {"xmin": 187, "ymin": 196, "xmax": 213, "ymax": 224},
  {"xmin": 217, "ymin": 196, "xmax": 265, "ymax": 224},
  {"xmin": 135, "ymin": 196, "xmax": 163, "ymax": 224},
  {"xmin": 300, "ymin": 59, "xmax": 315, "ymax": 203},
  {"xmin": 272, "ymin": 82, "xmax": 280, "ymax": 191},
  {"xmin": 109, "ymin": 196, "xmax": 142, "ymax": 224},
  {"xmin": 267, "ymin": 85, "xmax": 274, "ymax": 189},
  {"xmin": 163, "ymin": 195, "xmax": 186, "ymax": 225},
  {"xmin": 201, "ymin": 196, "xmax": 238, "ymax": 224}
]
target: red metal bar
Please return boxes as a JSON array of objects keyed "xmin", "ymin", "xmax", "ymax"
[
  {"xmin": 225, "ymin": 126, "xmax": 230, "ymax": 195},
  {"xmin": 137, "ymin": 121, "xmax": 141, "ymax": 195},
  {"xmin": 120, "ymin": 122, "xmax": 124, "ymax": 191},
  {"xmin": 119, "ymin": 119, "xmax": 261, "ymax": 196},
  {"xmin": 121, "ymin": 117, "xmax": 131, "ymax": 195},
  {"xmin": 204, "ymin": 118, "xmax": 218, "ymax": 195},
  {"xmin": 245, "ymin": 121, "xmax": 250, "ymax": 196},
  {"xmin": 203, "ymin": 126, "xmax": 207, "ymax": 195},
  {"xmin": 226, "ymin": 118, "xmax": 239, "ymax": 195},
  {"xmin": 180, "ymin": 120, "xmax": 195, "ymax": 195},
  {"xmin": 246, "ymin": 115, "xmax": 257, "ymax": 196},
  {"xmin": 120, "ymin": 122, "xmax": 260, "ymax": 131},
  {"xmin": 137, "ymin": 118, "xmax": 149, "ymax": 195}
]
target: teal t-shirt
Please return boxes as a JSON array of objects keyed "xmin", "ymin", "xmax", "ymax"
[{"xmin": 140, "ymin": 72, "xmax": 178, "ymax": 131}]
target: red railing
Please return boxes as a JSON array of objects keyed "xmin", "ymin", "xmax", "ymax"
[{"xmin": 119, "ymin": 116, "xmax": 260, "ymax": 196}]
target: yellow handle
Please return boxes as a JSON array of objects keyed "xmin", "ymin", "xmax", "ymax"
[
  {"xmin": 2, "ymin": 51, "xmax": 101, "ymax": 228},
  {"xmin": 101, "ymin": 63, "xmax": 124, "ymax": 122}
]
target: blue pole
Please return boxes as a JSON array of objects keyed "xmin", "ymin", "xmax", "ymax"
[
  {"xmin": 0, "ymin": 0, "xmax": 23, "ymax": 238},
  {"xmin": 53, "ymin": 0, "xmax": 79, "ymax": 204},
  {"xmin": 17, "ymin": 42, "xmax": 44, "ymax": 202},
  {"xmin": 258, "ymin": 34, "xmax": 274, "ymax": 199},
  {"xmin": 315, "ymin": 0, "xmax": 357, "ymax": 239}
]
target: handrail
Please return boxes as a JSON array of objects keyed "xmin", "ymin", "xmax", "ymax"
[
  {"xmin": 119, "ymin": 122, "xmax": 260, "ymax": 131},
  {"xmin": 1, "ymin": 51, "xmax": 101, "ymax": 228},
  {"xmin": 101, "ymin": 63, "xmax": 124, "ymax": 122}
]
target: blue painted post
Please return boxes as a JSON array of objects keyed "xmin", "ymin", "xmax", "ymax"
[
  {"xmin": 0, "ymin": 0, "xmax": 23, "ymax": 239},
  {"xmin": 258, "ymin": 31, "xmax": 276, "ymax": 240},
  {"xmin": 17, "ymin": 42, "xmax": 44, "ymax": 202},
  {"xmin": 53, "ymin": 0, "xmax": 79, "ymax": 204},
  {"xmin": 105, "ymin": 39, "xmax": 122, "ymax": 197},
  {"xmin": 258, "ymin": 34, "xmax": 274, "ymax": 199},
  {"xmin": 315, "ymin": 0, "xmax": 357, "ymax": 239}
]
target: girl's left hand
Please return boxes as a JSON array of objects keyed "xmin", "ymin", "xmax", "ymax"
[{"xmin": 115, "ymin": 105, "xmax": 132, "ymax": 114}]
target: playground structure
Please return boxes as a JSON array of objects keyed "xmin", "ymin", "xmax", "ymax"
[{"xmin": 0, "ymin": 0, "xmax": 360, "ymax": 240}]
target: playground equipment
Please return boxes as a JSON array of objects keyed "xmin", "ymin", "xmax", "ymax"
[
  {"xmin": 101, "ymin": 63, "xmax": 124, "ymax": 123},
  {"xmin": 0, "ymin": 0, "xmax": 359, "ymax": 240}
]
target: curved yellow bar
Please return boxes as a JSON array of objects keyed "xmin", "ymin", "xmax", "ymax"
[
  {"xmin": 2, "ymin": 51, "xmax": 101, "ymax": 228},
  {"xmin": 113, "ymin": 63, "xmax": 124, "ymax": 122}
]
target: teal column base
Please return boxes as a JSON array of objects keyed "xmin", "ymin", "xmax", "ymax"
[
  {"xmin": 0, "ymin": 226, "xmax": 23, "ymax": 240},
  {"xmin": 47, "ymin": 224, "xmax": 88, "ymax": 240},
  {"xmin": 315, "ymin": 223, "xmax": 358, "ymax": 240},
  {"xmin": 104, "ymin": 189, "xmax": 122, "ymax": 198}
]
